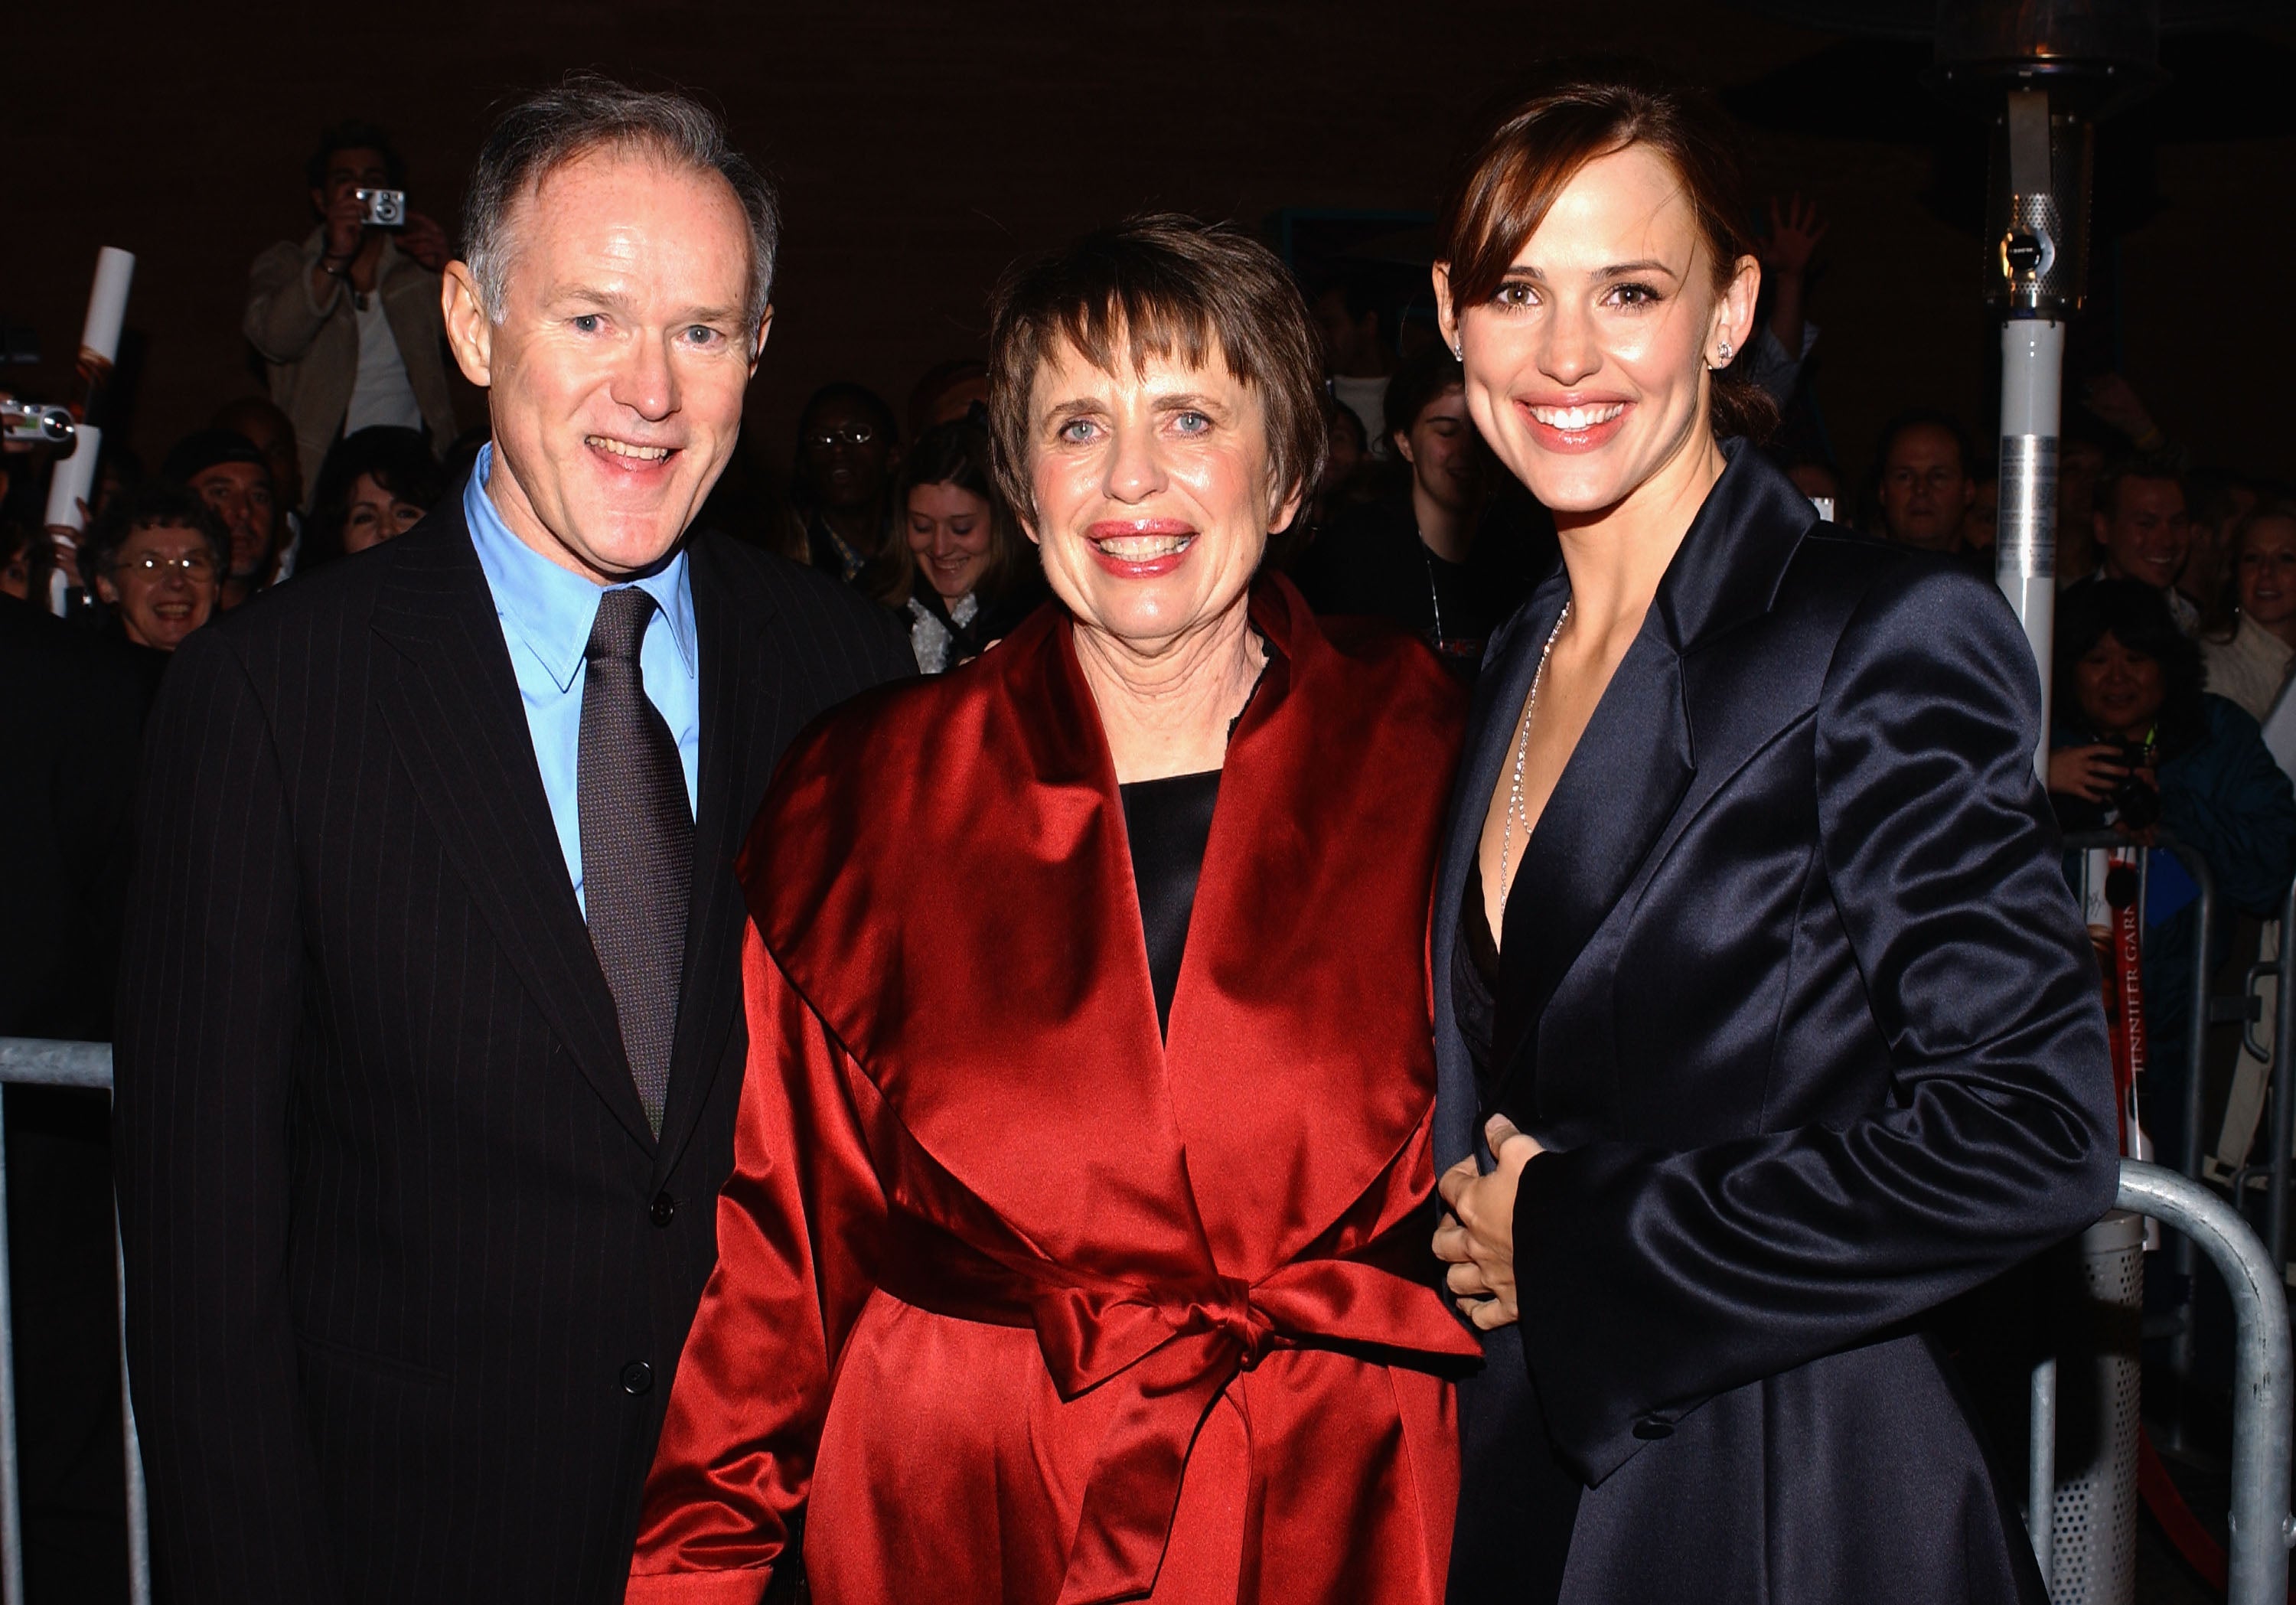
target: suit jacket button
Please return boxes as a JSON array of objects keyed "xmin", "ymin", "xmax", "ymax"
[
  {"xmin": 1632, "ymin": 1415, "xmax": 1673, "ymax": 1440},
  {"xmin": 650, "ymin": 1192, "xmax": 677, "ymax": 1228},
  {"xmin": 621, "ymin": 1361, "xmax": 654, "ymax": 1396}
]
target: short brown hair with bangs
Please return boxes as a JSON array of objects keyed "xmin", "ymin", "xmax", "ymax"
[
  {"xmin": 1438, "ymin": 61, "xmax": 1776, "ymax": 442},
  {"xmin": 987, "ymin": 214, "xmax": 1326, "ymax": 527}
]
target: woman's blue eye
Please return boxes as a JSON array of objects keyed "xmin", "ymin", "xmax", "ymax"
[
  {"xmin": 1174, "ymin": 412, "xmax": 1210, "ymax": 434},
  {"xmin": 1058, "ymin": 419, "xmax": 1098, "ymax": 443}
]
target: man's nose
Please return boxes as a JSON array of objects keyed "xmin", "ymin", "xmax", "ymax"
[{"xmin": 613, "ymin": 333, "xmax": 678, "ymax": 421}]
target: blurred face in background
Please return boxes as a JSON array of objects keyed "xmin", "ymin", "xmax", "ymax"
[
  {"xmin": 2236, "ymin": 514, "xmax": 2296, "ymax": 643},
  {"xmin": 96, "ymin": 520, "xmax": 219, "ymax": 651},
  {"xmin": 803, "ymin": 395, "xmax": 895, "ymax": 514},
  {"xmin": 1022, "ymin": 338, "xmax": 1295, "ymax": 655},
  {"xmin": 1438, "ymin": 143, "xmax": 1756, "ymax": 522},
  {"xmin": 344, "ymin": 472, "xmax": 430, "ymax": 554},
  {"xmin": 189, "ymin": 462, "xmax": 278, "ymax": 580},
  {"xmin": 443, "ymin": 149, "xmax": 766, "ymax": 582},
  {"xmin": 905, "ymin": 481, "xmax": 996, "ymax": 602},
  {"xmin": 1962, "ymin": 474, "xmax": 1999, "ymax": 553},
  {"xmin": 2072, "ymin": 631, "xmax": 2166, "ymax": 740},
  {"xmin": 1394, "ymin": 385, "xmax": 1480, "ymax": 515},
  {"xmin": 2096, "ymin": 476, "xmax": 2189, "ymax": 592},
  {"xmin": 1876, "ymin": 423, "xmax": 1971, "ymax": 553}
]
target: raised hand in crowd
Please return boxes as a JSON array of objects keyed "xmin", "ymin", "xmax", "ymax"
[
  {"xmin": 2082, "ymin": 372, "xmax": 2172, "ymax": 454},
  {"xmin": 1763, "ymin": 191, "xmax": 1828, "ymax": 356}
]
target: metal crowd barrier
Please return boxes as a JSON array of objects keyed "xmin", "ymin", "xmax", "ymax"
[
  {"xmin": 2030, "ymin": 1162, "xmax": 2295, "ymax": 1605},
  {"xmin": 0, "ymin": 1039, "xmax": 148, "ymax": 1605}
]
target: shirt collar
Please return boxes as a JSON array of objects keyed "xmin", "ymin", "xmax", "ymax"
[{"xmin": 463, "ymin": 442, "xmax": 698, "ymax": 692}]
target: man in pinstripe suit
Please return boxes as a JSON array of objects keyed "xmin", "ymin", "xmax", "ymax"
[{"xmin": 114, "ymin": 80, "xmax": 912, "ymax": 1604}]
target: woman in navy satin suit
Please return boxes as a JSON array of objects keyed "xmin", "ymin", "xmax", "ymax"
[{"xmin": 1425, "ymin": 66, "xmax": 2118, "ymax": 1604}]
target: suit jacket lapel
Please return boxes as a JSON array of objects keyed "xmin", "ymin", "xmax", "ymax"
[
  {"xmin": 1431, "ymin": 573, "xmax": 1567, "ymax": 1170},
  {"xmin": 653, "ymin": 538, "xmax": 782, "ymax": 1178},
  {"xmin": 1484, "ymin": 442, "xmax": 1816, "ymax": 1127},
  {"xmin": 370, "ymin": 508, "xmax": 654, "ymax": 1150}
]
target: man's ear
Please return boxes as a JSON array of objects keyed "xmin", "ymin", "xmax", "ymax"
[
  {"xmin": 441, "ymin": 263, "xmax": 494, "ymax": 387},
  {"xmin": 749, "ymin": 306, "xmax": 775, "ymax": 377},
  {"xmin": 310, "ymin": 188, "xmax": 329, "ymax": 219}
]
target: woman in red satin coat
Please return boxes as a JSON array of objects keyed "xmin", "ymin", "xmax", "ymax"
[{"xmin": 628, "ymin": 216, "xmax": 1480, "ymax": 1605}]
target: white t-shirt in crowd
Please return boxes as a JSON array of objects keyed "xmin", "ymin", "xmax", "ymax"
[
  {"xmin": 1332, "ymin": 374, "xmax": 1390, "ymax": 460},
  {"xmin": 344, "ymin": 292, "xmax": 426, "ymax": 439}
]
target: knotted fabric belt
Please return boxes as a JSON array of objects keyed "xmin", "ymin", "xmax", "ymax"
[{"xmin": 875, "ymin": 1217, "xmax": 1480, "ymax": 1605}]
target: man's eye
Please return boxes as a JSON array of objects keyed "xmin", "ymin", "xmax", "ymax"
[
  {"xmin": 685, "ymin": 325, "xmax": 719, "ymax": 345},
  {"xmin": 572, "ymin": 315, "xmax": 602, "ymax": 334}
]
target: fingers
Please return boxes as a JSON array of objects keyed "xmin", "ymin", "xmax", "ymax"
[
  {"xmin": 1445, "ymin": 1261, "xmax": 1490, "ymax": 1298},
  {"xmin": 1437, "ymin": 1154, "xmax": 1479, "ymax": 1212},
  {"xmin": 1464, "ymin": 1294, "xmax": 1518, "ymax": 1331},
  {"xmin": 1431, "ymin": 1212, "xmax": 1470, "ymax": 1265}
]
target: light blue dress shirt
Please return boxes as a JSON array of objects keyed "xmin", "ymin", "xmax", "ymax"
[{"xmin": 464, "ymin": 444, "xmax": 701, "ymax": 915}]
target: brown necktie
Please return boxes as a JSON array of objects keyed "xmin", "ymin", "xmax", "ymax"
[{"xmin": 578, "ymin": 587, "xmax": 690, "ymax": 1134}]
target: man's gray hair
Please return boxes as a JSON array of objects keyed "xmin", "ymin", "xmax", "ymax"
[{"xmin": 462, "ymin": 75, "xmax": 781, "ymax": 329}]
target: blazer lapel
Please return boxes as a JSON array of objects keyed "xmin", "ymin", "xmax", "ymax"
[
  {"xmin": 1489, "ymin": 626, "xmax": 1694, "ymax": 1125},
  {"xmin": 370, "ymin": 509, "xmax": 655, "ymax": 1150},
  {"xmin": 652, "ymin": 540, "xmax": 782, "ymax": 1178},
  {"xmin": 1484, "ymin": 442, "xmax": 1816, "ymax": 1127},
  {"xmin": 1430, "ymin": 574, "xmax": 1567, "ymax": 1170}
]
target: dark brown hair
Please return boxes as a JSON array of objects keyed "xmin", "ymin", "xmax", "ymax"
[
  {"xmin": 1437, "ymin": 60, "xmax": 1776, "ymax": 442},
  {"xmin": 987, "ymin": 214, "xmax": 1326, "ymax": 527}
]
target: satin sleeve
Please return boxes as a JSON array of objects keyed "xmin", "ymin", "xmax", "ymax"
[
  {"xmin": 1512, "ymin": 561, "xmax": 2119, "ymax": 1486},
  {"xmin": 628, "ymin": 923, "xmax": 887, "ymax": 1604}
]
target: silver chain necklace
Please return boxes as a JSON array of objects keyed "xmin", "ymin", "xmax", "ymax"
[{"xmin": 1499, "ymin": 599, "xmax": 1573, "ymax": 901}]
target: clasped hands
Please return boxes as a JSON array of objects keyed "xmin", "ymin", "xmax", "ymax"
[{"xmin": 1432, "ymin": 1114, "xmax": 1544, "ymax": 1330}]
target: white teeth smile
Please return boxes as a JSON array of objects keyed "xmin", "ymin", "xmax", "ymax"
[
  {"xmin": 1095, "ymin": 535, "xmax": 1192, "ymax": 559},
  {"xmin": 588, "ymin": 436, "xmax": 671, "ymax": 461},
  {"xmin": 1528, "ymin": 403, "xmax": 1626, "ymax": 431}
]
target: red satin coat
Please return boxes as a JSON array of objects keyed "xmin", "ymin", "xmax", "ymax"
[{"xmin": 629, "ymin": 579, "xmax": 1476, "ymax": 1605}]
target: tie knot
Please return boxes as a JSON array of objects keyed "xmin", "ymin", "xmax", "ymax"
[{"xmin": 585, "ymin": 586, "xmax": 657, "ymax": 667}]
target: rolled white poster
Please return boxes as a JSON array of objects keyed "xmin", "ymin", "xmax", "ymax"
[
  {"xmin": 80, "ymin": 247, "xmax": 135, "ymax": 367},
  {"xmin": 42, "ymin": 422, "xmax": 103, "ymax": 613}
]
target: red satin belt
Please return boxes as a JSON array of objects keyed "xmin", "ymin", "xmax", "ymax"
[{"xmin": 876, "ymin": 1219, "xmax": 1481, "ymax": 1605}]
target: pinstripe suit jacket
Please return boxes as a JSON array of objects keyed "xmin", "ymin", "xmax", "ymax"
[{"xmin": 113, "ymin": 501, "xmax": 913, "ymax": 1605}]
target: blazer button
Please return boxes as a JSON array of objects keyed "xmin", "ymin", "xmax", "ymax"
[
  {"xmin": 621, "ymin": 1361, "xmax": 654, "ymax": 1396},
  {"xmin": 1632, "ymin": 1415, "xmax": 1673, "ymax": 1440},
  {"xmin": 650, "ymin": 1192, "xmax": 677, "ymax": 1228}
]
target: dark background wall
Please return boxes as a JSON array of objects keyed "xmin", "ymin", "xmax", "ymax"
[{"xmin": 6, "ymin": 1, "xmax": 2291, "ymax": 496}]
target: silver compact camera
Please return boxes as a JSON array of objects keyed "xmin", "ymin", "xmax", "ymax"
[
  {"xmin": 0, "ymin": 400, "xmax": 76, "ymax": 446},
  {"xmin": 355, "ymin": 188, "xmax": 407, "ymax": 228}
]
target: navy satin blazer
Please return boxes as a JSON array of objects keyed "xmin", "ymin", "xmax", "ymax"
[{"xmin": 1433, "ymin": 445, "xmax": 2118, "ymax": 1605}]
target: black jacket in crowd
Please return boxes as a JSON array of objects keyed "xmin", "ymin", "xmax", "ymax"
[{"xmin": 113, "ymin": 502, "xmax": 913, "ymax": 1605}]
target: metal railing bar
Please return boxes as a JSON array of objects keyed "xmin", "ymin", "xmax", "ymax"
[
  {"xmin": 0, "ymin": 1042, "xmax": 113, "ymax": 1092},
  {"xmin": 2273, "ymin": 882, "xmax": 2296, "ymax": 1277},
  {"xmin": 2114, "ymin": 1161, "xmax": 2295, "ymax": 1605}
]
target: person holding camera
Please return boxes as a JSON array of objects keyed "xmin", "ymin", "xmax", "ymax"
[
  {"xmin": 2050, "ymin": 578, "xmax": 2296, "ymax": 1164},
  {"xmin": 243, "ymin": 121, "xmax": 459, "ymax": 506}
]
